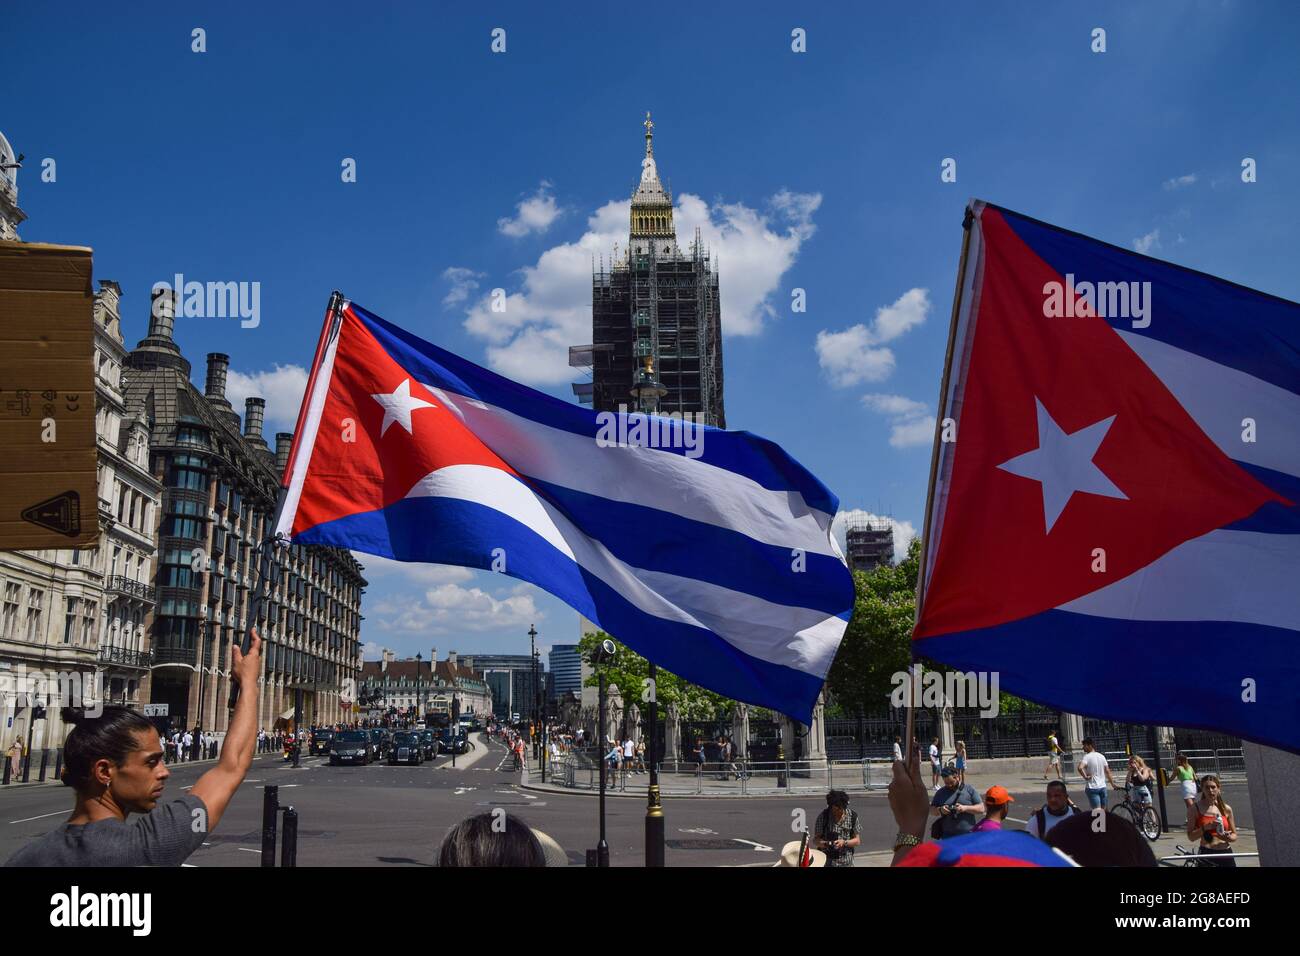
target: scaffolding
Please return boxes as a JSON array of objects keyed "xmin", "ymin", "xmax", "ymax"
[{"xmin": 844, "ymin": 515, "xmax": 895, "ymax": 571}]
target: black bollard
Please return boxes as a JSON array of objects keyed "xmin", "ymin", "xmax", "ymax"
[
  {"xmin": 21, "ymin": 752, "xmax": 30, "ymax": 783},
  {"xmin": 53, "ymin": 748, "xmax": 62, "ymax": 782},
  {"xmin": 38, "ymin": 749, "xmax": 49, "ymax": 782},
  {"xmin": 261, "ymin": 785, "xmax": 279, "ymax": 867},
  {"xmin": 281, "ymin": 807, "xmax": 298, "ymax": 867},
  {"xmin": 2, "ymin": 756, "xmax": 9, "ymax": 785}
]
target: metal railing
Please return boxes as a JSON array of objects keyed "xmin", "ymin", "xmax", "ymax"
[
  {"xmin": 108, "ymin": 575, "xmax": 156, "ymax": 602},
  {"xmin": 97, "ymin": 644, "xmax": 154, "ymax": 669},
  {"xmin": 547, "ymin": 749, "xmax": 892, "ymax": 795}
]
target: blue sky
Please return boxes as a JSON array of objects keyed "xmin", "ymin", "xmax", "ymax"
[{"xmin": 6, "ymin": 1, "xmax": 1299, "ymax": 663}]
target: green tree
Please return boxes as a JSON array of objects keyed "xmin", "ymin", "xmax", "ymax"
[
  {"xmin": 577, "ymin": 630, "xmax": 730, "ymax": 719},
  {"xmin": 824, "ymin": 537, "xmax": 921, "ymax": 715}
]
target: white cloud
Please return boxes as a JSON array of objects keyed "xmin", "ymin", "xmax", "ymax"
[
  {"xmin": 461, "ymin": 190, "xmax": 821, "ymax": 385},
  {"xmin": 830, "ymin": 509, "xmax": 918, "ymax": 564},
  {"xmin": 442, "ymin": 266, "xmax": 486, "ymax": 308},
  {"xmin": 816, "ymin": 288, "xmax": 931, "ymax": 388},
  {"xmin": 1162, "ymin": 174, "xmax": 1197, "ymax": 191},
  {"xmin": 861, "ymin": 392, "xmax": 935, "ymax": 448},
  {"xmin": 361, "ymin": 641, "xmax": 383, "ymax": 660},
  {"xmin": 1133, "ymin": 229, "xmax": 1161, "ymax": 255},
  {"xmin": 498, "ymin": 181, "xmax": 563, "ymax": 237},
  {"xmin": 372, "ymin": 581, "xmax": 541, "ymax": 635},
  {"xmin": 225, "ymin": 363, "xmax": 309, "ymax": 434}
]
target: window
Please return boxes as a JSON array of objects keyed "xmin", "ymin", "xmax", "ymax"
[
  {"xmin": 26, "ymin": 589, "xmax": 44, "ymax": 641},
  {"xmin": 82, "ymin": 602, "xmax": 97, "ymax": 645},
  {"xmin": 64, "ymin": 597, "xmax": 79, "ymax": 644},
  {"xmin": 2, "ymin": 583, "xmax": 20, "ymax": 638}
]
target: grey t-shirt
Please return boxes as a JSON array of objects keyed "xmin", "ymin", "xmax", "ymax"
[{"xmin": 4, "ymin": 794, "xmax": 208, "ymax": 867}]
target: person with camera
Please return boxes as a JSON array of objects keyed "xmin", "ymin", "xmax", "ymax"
[
  {"xmin": 4, "ymin": 630, "xmax": 263, "ymax": 867},
  {"xmin": 813, "ymin": 789, "xmax": 860, "ymax": 867},
  {"xmin": 930, "ymin": 764, "xmax": 981, "ymax": 839}
]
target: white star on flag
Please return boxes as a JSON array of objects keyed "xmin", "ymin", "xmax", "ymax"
[
  {"xmin": 371, "ymin": 378, "xmax": 436, "ymax": 436},
  {"xmin": 997, "ymin": 397, "xmax": 1128, "ymax": 533}
]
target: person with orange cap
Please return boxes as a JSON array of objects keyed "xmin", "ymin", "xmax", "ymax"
[{"xmin": 972, "ymin": 785, "xmax": 1014, "ymax": 832}]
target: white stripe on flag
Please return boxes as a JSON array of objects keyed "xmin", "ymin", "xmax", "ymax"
[
  {"xmin": 423, "ymin": 385, "xmax": 841, "ymax": 557},
  {"xmin": 1117, "ymin": 330, "xmax": 1300, "ymax": 480},
  {"xmin": 405, "ymin": 464, "xmax": 846, "ymax": 674},
  {"xmin": 278, "ymin": 321, "xmax": 343, "ymax": 539},
  {"xmin": 1057, "ymin": 529, "xmax": 1300, "ymax": 630}
]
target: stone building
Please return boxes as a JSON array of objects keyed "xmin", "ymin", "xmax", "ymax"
[{"xmin": 123, "ymin": 289, "xmax": 366, "ymax": 734}]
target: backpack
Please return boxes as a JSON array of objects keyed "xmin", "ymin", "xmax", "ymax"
[{"xmin": 1033, "ymin": 803, "xmax": 1081, "ymax": 840}]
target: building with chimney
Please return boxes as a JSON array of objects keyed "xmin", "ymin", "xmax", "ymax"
[
  {"xmin": 1, "ymin": 131, "xmax": 164, "ymax": 757},
  {"xmin": 357, "ymin": 648, "xmax": 492, "ymax": 721},
  {"xmin": 123, "ymin": 290, "xmax": 367, "ymax": 733},
  {"xmin": 844, "ymin": 515, "xmax": 895, "ymax": 572},
  {"xmin": 571, "ymin": 113, "xmax": 725, "ymax": 427}
]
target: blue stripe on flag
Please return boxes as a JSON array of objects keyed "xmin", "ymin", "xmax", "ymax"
[
  {"xmin": 295, "ymin": 494, "xmax": 829, "ymax": 721},
  {"xmin": 1223, "ymin": 461, "xmax": 1300, "ymax": 534},
  {"xmin": 917, "ymin": 609, "xmax": 1300, "ymax": 754}
]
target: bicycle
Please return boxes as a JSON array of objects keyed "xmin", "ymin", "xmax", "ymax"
[
  {"xmin": 1111, "ymin": 784, "xmax": 1161, "ymax": 842},
  {"xmin": 1165, "ymin": 844, "xmax": 1214, "ymax": 867}
]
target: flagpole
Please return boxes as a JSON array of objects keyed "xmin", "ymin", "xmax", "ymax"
[
  {"xmin": 908, "ymin": 205, "xmax": 976, "ymax": 756},
  {"xmin": 228, "ymin": 291, "xmax": 347, "ymax": 716}
]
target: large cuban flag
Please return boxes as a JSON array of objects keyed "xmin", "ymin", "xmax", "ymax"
[
  {"xmin": 276, "ymin": 300, "xmax": 854, "ymax": 723},
  {"xmin": 915, "ymin": 202, "xmax": 1300, "ymax": 753}
]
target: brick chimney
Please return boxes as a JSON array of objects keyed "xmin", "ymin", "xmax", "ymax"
[
  {"xmin": 448, "ymin": 650, "xmax": 458, "ymax": 669},
  {"xmin": 275, "ymin": 432, "xmax": 293, "ymax": 476},
  {"xmin": 243, "ymin": 397, "xmax": 267, "ymax": 446},
  {"xmin": 147, "ymin": 286, "xmax": 176, "ymax": 340}
]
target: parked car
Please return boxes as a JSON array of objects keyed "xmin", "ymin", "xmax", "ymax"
[
  {"xmin": 309, "ymin": 729, "xmax": 334, "ymax": 756},
  {"xmin": 389, "ymin": 731, "xmax": 424, "ymax": 765},
  {"xmin": 330, "ymin": 730, "xmax": 371, "ymax": 766}
]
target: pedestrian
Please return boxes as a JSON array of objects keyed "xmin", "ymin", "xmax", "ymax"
[
  {"xmin": 813, "ymin": 789, "xmax": 860, "ymax": 867},
  {"xmin": 4, "ymin": 630, "xmax": 263, "ymax": 867},
  {"xmin": 693, "ymin": 736, "xmax": 706, "ymax": 775},
  {"xmin": 171, "ymin": 730, "xmax": 182, "ymax": 763},
  {"xmin": 622, "ymin": 736, "xmax": 635, "ymax": 774},
  {"xmin": 892, "ymin": 736, "xmax": 903, "ymax": 763},
  {"xmin": 1044, "ymin": 730, "xmax": 1064, "ymax": 780},
  {"xmin": 1172, "ymin": 753, "xmax": 1197, "ymax": 817},
  {"xmin": 929, "ymin": 764, "xmax": 981, "ymax": 839},
  {"xmin": 954, "ymin": 740, "xmax": 967, "ymax": 785},
  {"xmin": 604, "ymin": 739, "xmax": 622, "ymax": 786},
  {"xmin": 1076, "ymin": 738, "xmax": 1116, "ymax": 809},
  {"xmin": 717, "ymin": 735, "xmax": 734, "ymax": 780},
  {"xmin": 929, "ymin": 738, "xmax": 941, "ymax": 788},
  {"xmin": 1188, "ymin": 774, "xmax": 1237, "ymax": 867},
  {"xmin": 972, "ymin": 785, "xmax": 1014, "ymax": 831},
  {"xmin": 1024, "ymin": 780, "xmax": 1084, "ymax": 840},
  {"xmin": 7, "ymin": 735, "xmax": 23, "ymax": 780},
  {"xmin": 634, "ymin": 738, "xmax": 646, "ymax": 772}
]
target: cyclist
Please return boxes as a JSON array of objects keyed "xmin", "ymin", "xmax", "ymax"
[{"xmin": 1125, "ymin": 755, "xmax": 1154, "ymax": 807}]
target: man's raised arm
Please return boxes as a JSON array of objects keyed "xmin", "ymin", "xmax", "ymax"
[{"xmin": 191, "ymin": 629, "xmax": 262, "ymax": 831}]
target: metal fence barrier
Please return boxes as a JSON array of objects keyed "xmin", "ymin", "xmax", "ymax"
[{"xmin": 546, "ymin": 750, "xmax": 892, "ymax": 795}]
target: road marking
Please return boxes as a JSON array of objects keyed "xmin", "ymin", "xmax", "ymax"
[
  {"xmin": 8, "ymin": 809, "xmax": 68, "ymax": 825},
  {"xmin": 237, "ymin": 847, "xmax": 261, "ymax": 854},
  {"xmin": 679, "ymin": 827, "xmax": 717, "ymax": 835},
  {"xmin": 731, "ymin": 839, "xmax": 775, "ymax": 852}
]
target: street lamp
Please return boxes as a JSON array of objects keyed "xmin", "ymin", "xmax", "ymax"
[
  {"xmin": 415, "ymin": 653, "xmax": 423, "ymax": 728},
  {"xmin": 451, "ymin": 693, "xmax": 460, "ymax": 768},
  {"xmin": 589, "ymin": 638, "xmax": 616, "ymax": 867},
  {"xmin": 192, "ymin": 607, "xmax": 210, "ymax": 762},
  {"xmin": 528, "ymin": 625, "xmax": 539, "ymax": 765}
]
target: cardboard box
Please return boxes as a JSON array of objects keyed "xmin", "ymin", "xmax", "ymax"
[{"xmin": 0, "ymin": 240, "xmax": 99, "ymax": 549}]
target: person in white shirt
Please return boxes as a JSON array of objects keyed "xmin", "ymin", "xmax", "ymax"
[
  {"xmin": 1076, "ymin": 738, "xmax": 1117, "ymax": 809},
  {"xmin": 929, "ymin": 738, "xmax": 941, "ymax": 788},
  {"xmin": 893, "ymin": 737, "xmax": 903, "ymax": 763},
  {"xmin": 1024, "ymin": 780, "xmax": 1083, "ymax": 839}
]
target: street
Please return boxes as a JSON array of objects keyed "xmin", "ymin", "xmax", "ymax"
[{"xmin": 2, "ymin": 733, "xmax": 1152, "ymax": 867}]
